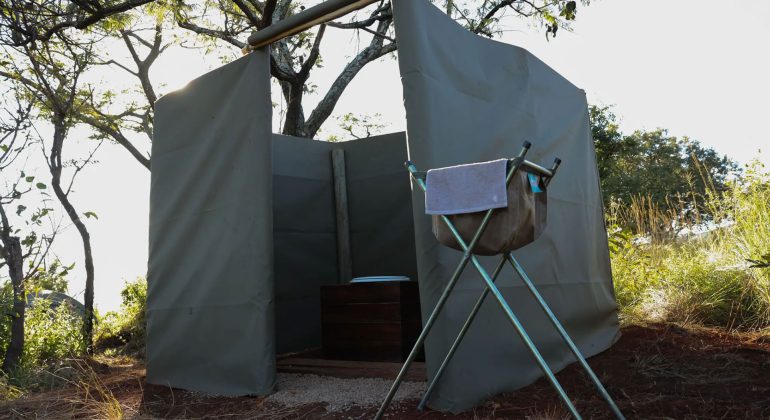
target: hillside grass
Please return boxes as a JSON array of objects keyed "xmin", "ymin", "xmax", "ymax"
[{"xmin": 610, "ymin": 160, "xmax": 770, "ymax": 331}]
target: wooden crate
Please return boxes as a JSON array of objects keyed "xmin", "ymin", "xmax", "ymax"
[{"xmin": 320, "ymin": 281, "xmax": 423, "ymax": 362}]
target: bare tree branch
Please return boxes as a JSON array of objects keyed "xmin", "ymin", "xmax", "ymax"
[
  {"xmin": 78, "ymin": 112, "xmax": 151, "ymax": 169},
  {"xmin": 298, "ymin": 23, "xmax": 324, "ymax": 77},
  {"xmin": 0, "ymin": 0, "xmax": 155, "ymax": 46},
  {"xmin": 232, "ymin": 0, "xmax": 262, "ymax": 29},
  {"xmin": 120, "ymin": 25, "xmax": 164, "ymax": 105},
  {"xmin": 304, "ymin": 17, "xmax": 395, "ymax": 137},
  {"xmin": 176, "ymin": 16, "xmax": 247, "ymax": 49}
]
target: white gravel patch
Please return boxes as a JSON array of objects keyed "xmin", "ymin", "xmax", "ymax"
[{"xmin": 266, "ymin": 373, "xmax": 426, "ymax": 412}]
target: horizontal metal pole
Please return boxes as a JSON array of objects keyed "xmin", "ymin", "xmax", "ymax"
[
  {"xmin": 410, "ymin": 158, "xmax": 554, "ymax": 179},
  {"xmin": 247, "ymin": 0, "xmax": 379, "ymax": 49},
  {"xmin": 519, "ymin": 159, "xmax": 554, "ymax": 178}
]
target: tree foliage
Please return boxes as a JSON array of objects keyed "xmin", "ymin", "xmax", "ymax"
[
  {"xmin": 94, "ymin": 277, "xmax": 146, "ymax": 355},
  {"xmin": 1, "ymin": 34, "xmax": 101, "ymax": 354},
  {"xmin": 4, "ymin": 1, "xmax": 588, "ymax": 172},
  {"xmin": 590, "ymin": 105, "xmax": 738, "ymax": 225},
  {"xmin": 0, "ymin": 0, "xmax": 153, "ymax": 46},
  {"xmin": 0, "ymin": 91, "xmax": 62, "ymax": 374}
]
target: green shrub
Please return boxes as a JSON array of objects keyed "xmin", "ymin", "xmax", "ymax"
[
  {"xmin": 0, "ymin": 290, "xmax": 85, "ymax": 395},
  {"xmin": 22, "ymin": 298, "xmax": 85, "ymax": 367},
  {"xmin": 610, "ymin": 158, "xmax": 770, "ymax": 331},
  {"xmin": 0, "ymin": 290, "xmax": 85, "ymax": 370},
  {"xmin": 94, "ymin": 277, "xmax": 146, "ymax": 356}
]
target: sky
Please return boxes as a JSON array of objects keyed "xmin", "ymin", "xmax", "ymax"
[{"xmin": 19, "ymin": 0, "xmax": 769, "ymax": 311}]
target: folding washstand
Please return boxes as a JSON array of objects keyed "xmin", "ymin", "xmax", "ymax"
[{"xmin": 375, "ymin": 142, "xmax": 624, "ymax": 420}]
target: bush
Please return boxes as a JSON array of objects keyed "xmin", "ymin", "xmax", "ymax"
[
  {"xmin": 0, "ymin": 290, "xmax": 85, "ymax": 369},
  {"xmin": 22, "ymin": 298, "xmax": 85, "ymax": 368},
  {"xmin": 0, "ymin": 289, "xmax": 85, "ymax": 394},
  {"xmin": 94, "ymin": 277, "xmax": 146, "ymax": 356},
  {"xmin": 610, "ymin": 159, "xmax": 770, "ymax": 331}
]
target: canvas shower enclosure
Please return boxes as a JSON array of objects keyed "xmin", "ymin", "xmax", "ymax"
[{"xmin": 146, "ymin": 0, "xmax": 619, "ymax": 412}]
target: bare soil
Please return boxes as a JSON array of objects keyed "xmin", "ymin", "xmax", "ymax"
[{"xmin": 3, "ymin": 323, "xmax": 770, "ymax": 419}]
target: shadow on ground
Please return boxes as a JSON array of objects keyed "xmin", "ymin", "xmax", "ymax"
[{"xmin": 3, "ymin": 323, "xmax": 770, "ymax": 419}]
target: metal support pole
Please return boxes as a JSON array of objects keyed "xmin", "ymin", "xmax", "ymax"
[
  {"xmin": 416, "ymin": 257, "xmax": 507, "ymax": 411},
  {"xmin": 507, "ymin": 255, "xmax": 624, "ymax": 419},
  {"xmin": 419, "ymin": 154, "xmax": 563, "ymax": 410},
  {"xmin": 372, "ymin": 226, "xmax": 481, "ymax": 418},
  {"xmin": 544, "ymin": 158, "xmax": 562, "ymax": 187},
  {"xmin": 378, "ymin": 143, "xmax": 582, "ymax": 419},
  {"xmin": 435, "ymin": 214, "xmax": 581, "ymax": 419},
  {"xmin": 374, "ymin": 143, "xmax": 532, "ymax": 420}
]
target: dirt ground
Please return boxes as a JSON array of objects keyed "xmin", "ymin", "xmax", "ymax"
[{"xmin": 3, "ymin": 323, "xmax": 770, "ymax": 419}]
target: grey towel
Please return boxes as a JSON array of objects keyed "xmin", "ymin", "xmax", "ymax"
[{"xmin": 425, "ymin": 158, "xmax": 508, "ymax": 215}]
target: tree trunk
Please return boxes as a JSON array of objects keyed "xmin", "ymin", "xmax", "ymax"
[
  {"xmin": 1, "ymin": 236, "xmax": 25, "ymax": 373},
  {"xmin": 281, "ymin": 80, "xmax": 307, "ymax": 137},
  {"xmin": 49, "ymin": 123, "xmax": 95, "ymax": 354}
]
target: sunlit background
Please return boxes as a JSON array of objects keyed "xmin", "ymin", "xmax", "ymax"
[{"xmin": 41, "ymin": 0, "xmax": 770, "ymax": 311}]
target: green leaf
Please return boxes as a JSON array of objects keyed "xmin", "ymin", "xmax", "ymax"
[
  {"xmin": 560, "ymin": 1, "xmax": 577, "ymax": 20},
  {"xmin": 16, "ymin": 205, "xmax": 26, "ymax": 215},
  {"xmin": 84, "ymin": 211, "xmax": 99, "ymax": 220},
  {"xmin": 25, "ymin": 176, "xmax": 35, "ymax": 182},
  {"xmin": 0, "ymin": 144, "xmax": 8, "ymax": 152},
  {"xmin": 35, "ymin": 182, "xmax": 46, "ymax": 189},
  {"xmin": 21, "ymin": 233, "xmax": 36, "ymax": 247}
]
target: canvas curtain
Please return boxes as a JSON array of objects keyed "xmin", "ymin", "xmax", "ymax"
[
  {"xmin": 146, "ymin": 50, "xmax": 275, "ymax": 396},
  {"xmin": 272, "ymin": 133, "xmax": 418, "ymax": 353},
  {"xmin": 392, "ymin": 0, "xmax": 620, "ymax": 412}
]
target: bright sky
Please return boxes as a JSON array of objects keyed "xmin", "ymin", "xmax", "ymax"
[{"xmin": 37, "ymin": 0, "xmax": 769, "ymax": 311}]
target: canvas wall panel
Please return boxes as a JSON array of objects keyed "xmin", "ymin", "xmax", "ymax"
[
  {"xmin": 147, "ymin": 50, "xmax": 275, "ymax": 396},
  {"xmin": 272, "ymin": 133, "xmax": 419, "ymax": 353},
  {"xmin": 392, "ymin": 0, "xmax": 620, "ymax": 412},
  {"xmin": 340, "ymin": 133, "xmax": 418, "ymax": 281},
  {"xmin": 272, "ymin": 135, "xmax": 337, "ymax": 353}
]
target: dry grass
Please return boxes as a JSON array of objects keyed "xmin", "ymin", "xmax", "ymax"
[
  {"xmin": 0, "ymin": 358, "xmax": 135, "ymax": 419},
  {"xmin": 609, "ymin": 161, "xmax": 770, "ymax": 332},
  {"xmin": 68, "ymin": 359, "xmax": 123, "ymax": 419},
  {"xmin": 525, "ymin": 405, "xmax": 571, "ymax": 420}
]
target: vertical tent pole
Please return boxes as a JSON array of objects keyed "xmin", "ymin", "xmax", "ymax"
[{"xmin": 331, "ymin": 149, "xmax": 353, "ymax": 283}]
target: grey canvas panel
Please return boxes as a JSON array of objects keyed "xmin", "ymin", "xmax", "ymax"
[
  {"xmin": 272, "ymin": 133, "xmax": 418, "ymax": 353},
  {"xmin": 339, "ymin": 133, "xmax": 418, "ymax": 281},
  {"xmin": 146, "ymin": 50, "xmax": 275, "ymax": 396},
  {"xmin": 272, "ymin": 135, "xmax": 338, "ymax": 353},
  {"xmin": 392, "ymin": 0, "xmax": 619, "ymax": 412}
]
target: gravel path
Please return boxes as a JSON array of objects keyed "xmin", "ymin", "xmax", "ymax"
[{"xmin": 266, "ymin": 373, "xmax": 426, "ymax": 412}]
